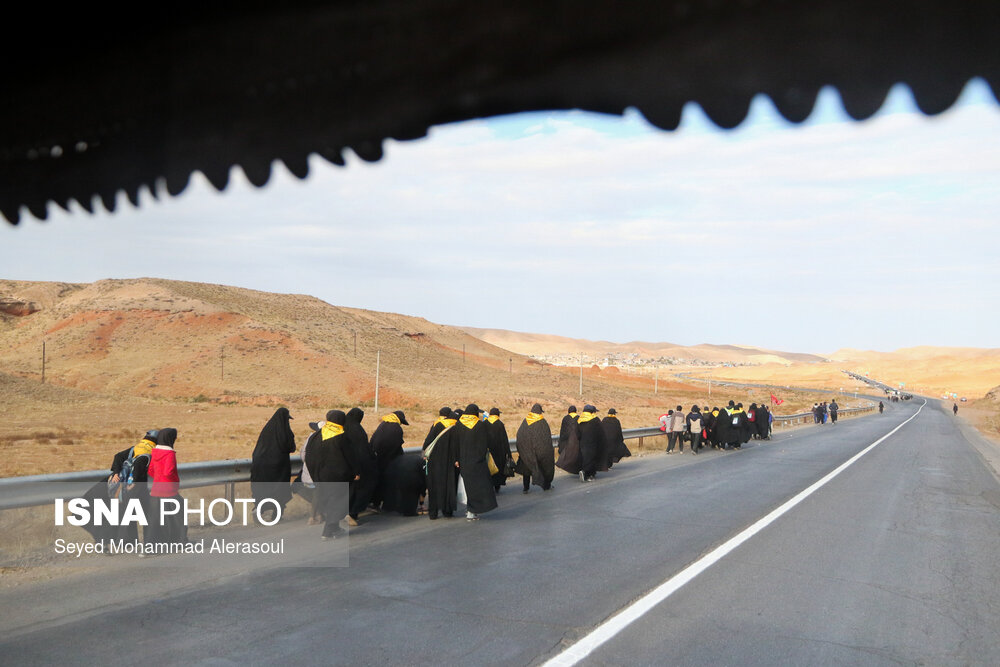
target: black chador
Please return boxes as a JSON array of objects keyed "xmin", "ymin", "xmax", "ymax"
[
  {"xmin": 454, "ymin": 404, "xmax": 498, "ymax": 519},
  {"xmin": 602, "ymin": 409, "xmax": 630, "ymax": 467},
  {"xmin": 555, "ymin": 416, "xmax": 583, "ymax": 475},
  {"xmin": 369, "ymin": 410, "xmax": 408, "ymax": 508},
  {"xmin": 345, "ymin": 407, "xmax": 377, "ymax": 521},
  {"xmin": 515, "ymin": 404, "xmax": 554, "ymax": 491},
  {"xmin": 485, "ymin": 408, "xmax": 511, "ymax": 491},
  {"xmin": 381, "ymin": 453, "xmax": 427, "ymax": 516},
  {"xmin": 558, "ymin": 405, "xmax": 579, "ymax": 454},
  {"xmin": 311, "ymin": 410, "xmax": 360, "ymax": 539},
  {"xmin": 424, "ymin": 412, "xmax": 459, "ymax": 519},
  {"xmin": 423, "ymin": 407, "xmax": 452, "ymax": 450},
  {"xmin": 250, "ymin": 407, "xmax": 296, "ymax": 512},
  {"xmin": 577, "ymin": 405, "xmax": 607, "ymax": 481}
]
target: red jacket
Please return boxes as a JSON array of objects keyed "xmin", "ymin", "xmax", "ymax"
[{"xmin": 148, "ymin": 445, "xmax": 180, "ymax": 497}]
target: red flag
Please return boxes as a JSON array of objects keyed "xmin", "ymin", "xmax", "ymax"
[{"xmin": 770, "ymin": 394, "xmax": 784, "ymax": 405}]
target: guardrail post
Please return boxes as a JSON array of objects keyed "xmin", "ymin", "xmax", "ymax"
[
  {"xmin": 226, "ymin": 481, "xmax": 235, "ymax": 504},
  {"xmin": 638, "ymin": 437, "xmax": 644, "ymax": 448}
]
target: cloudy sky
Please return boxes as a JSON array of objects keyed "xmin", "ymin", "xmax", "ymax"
[{"xmin": 3, "ymin": 79, "xmax": 998, "ymax": 354}]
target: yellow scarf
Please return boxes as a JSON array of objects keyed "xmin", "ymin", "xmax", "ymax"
[
  {"xmin": 712, "ymin": 410, "xmax": 720, "ymax": 417},
  {"xmin": 569, "ymin": 412, "xmax": 578, "ymax": 419},
  {"xmin": 382, "ymin": 413, "xmax": 400, "ymax": 424},
  {"xmin": 459, "ymin": 414, "xmax": 480, "ymax": 430},
  {"xmin": 525, "ymin": 412, "xmax": 543, "ymax": 425},
  {"xmin": 322, "ymin": 422, "xmax": 344, "ymax": 439},
  {"xmin": 487, "ymin": 415, "xmax": 499, "ymax": 424},
  {"xmin": 440, "ymin": 418, "xmax": 457, "ymax": 428},
  {"xmin": 578, "ymin": 411, "xmax": 597, "ymax": 424},
  {"xmin": 133, "ymin": 439, "xmax": 155, "ymax": 457}
]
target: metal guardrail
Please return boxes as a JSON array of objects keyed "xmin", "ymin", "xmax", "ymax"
[{"xmin": 0, "ymin": 412, "xmax": 872, "ymax": 511}]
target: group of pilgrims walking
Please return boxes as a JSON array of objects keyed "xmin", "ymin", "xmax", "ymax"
[
  {"xmin": 659, "ymin": 401, "xmax": 774, "ymax": 453},
  {"xmin": 248, "ymin": 402, "xmax": 634, "ymax": 539},
  {"xmin": 83, "ymin": 396, "xmax": 788, "ymax": 548}
]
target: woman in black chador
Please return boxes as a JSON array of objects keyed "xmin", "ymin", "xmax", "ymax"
[
  {"xmin": 310, "ymin": 410, "xmax": 360, "ymax": 540},
  {"xmin": 515, "ymin": 403, "xmax": 554, "ymax": 492},
  {"xmin": 369, "ymin": 410, "xmax": 408, "ymax": 509},
  {"xmin": 250, "ymin": 407, "xmax": 296, "ymax": 518},
  {"xmin": 602, "ymin": 408, "xmax": 630, "ymax": 468},
  {"xmin": 424, "ymin": 410, "xmax": 459, "ymax": 519},
  {"xmin": 454, "ymin": 404, "xmax": 498, "ymax": 520},
  {"xmin": 576, "ymin": 405, "xmax": 607, "ymax": 482},
  {"xmin": 558, "ymin": 405, "xmax": 578, "ymax": 454},
  {"xmin": 344, "ymin": 407, "xmax": 376, "ymax": 526},
  {"xmin": 485, "ymin": 407, "xmax": 511, "ymax": 492}
]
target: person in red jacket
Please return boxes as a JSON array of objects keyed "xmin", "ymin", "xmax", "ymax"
[{"xmin": 147, "ymin": 428, "xmax": 187, "ymax": 545}]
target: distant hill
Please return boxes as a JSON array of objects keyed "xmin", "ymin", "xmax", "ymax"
[
  {"xmin": 0, "ymin": 278, "xmax": 691, "ymax": 410},
  {"xmin": 460, "ymin": 326, "xmax": 828, "ymax": 365}
]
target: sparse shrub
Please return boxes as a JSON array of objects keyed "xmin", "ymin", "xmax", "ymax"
[
  {"xmin": 191, "ymin": 394, "xmax": 209, "ymax": 403},
  {"xmin": 57, "ymin": 438, "xmax": 74, "ymax": 446}
]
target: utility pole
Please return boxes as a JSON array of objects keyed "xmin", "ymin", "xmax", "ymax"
[
  {"xmin": 374, "ymin": 350, "xmax": 380, "ymax": 413},
  {"xmin": 708, "ymin": 378, "xmax": 712, "ymax": 396},
  {"xmin": 41, "ymin": 341, "xmax": 45, "ymax": 384}
]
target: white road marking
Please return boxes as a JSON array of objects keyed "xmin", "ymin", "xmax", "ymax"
[{"xmin": 542, "ymin": 401, "xmax": 927, "ymax": 667}]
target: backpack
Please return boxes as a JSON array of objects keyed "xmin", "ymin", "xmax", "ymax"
[{"xmin": 108, "ymin": 448, "xmax": 150, "ymax": 500}]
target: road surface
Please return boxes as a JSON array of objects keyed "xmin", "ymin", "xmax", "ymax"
[{"xmin": 1, "ymin": 399, "xmax": 997, "ymax": 665}]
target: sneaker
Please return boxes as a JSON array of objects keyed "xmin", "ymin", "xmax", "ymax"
[
  {"xmin": 465, "ymin": 511, "xmax": 479, "ymax": 521},
  {"xmin": 345, "ymin": 515, "xmax": 359, "ymax": 527}
]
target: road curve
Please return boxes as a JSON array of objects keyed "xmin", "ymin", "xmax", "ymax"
[{"xmin": 1, "ymin": 400, "xmax": 997, "ymax": 665}]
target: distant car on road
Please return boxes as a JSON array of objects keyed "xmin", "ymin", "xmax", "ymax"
[{"xmin": 960, "ymin": 397, "xmax": 967, "ymax": 402}]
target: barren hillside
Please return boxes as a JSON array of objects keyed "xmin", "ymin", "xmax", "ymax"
[{"xmin": 460, "ymin": 326, "xmax": 827, "ymax": 364}]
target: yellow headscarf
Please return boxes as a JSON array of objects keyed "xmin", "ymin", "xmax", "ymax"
[
  {"xmin": 487, "ymin": 415, "xmax": 499, "ymax": 424},
  {"xmin": 569, "ymin": 412, "xmax": 578, "ymax": 419},
  {"xmin": 382, "ymin": 413, "xmax": 401, "ymax": 424},
  {"xmin": 525, "ymin": 412, "xmax": 544, "ymax": 425},
  {"xmin": 322, "ymin": 422, "xmax": 344, "ymax": 439},
  {"xmin": 459, "ymin": 414, "xmax": 480, "ymax": 430},
  {"xmin": 133, "ymin": 438, "xmax": 155, "ymax": 457},
  {"xmin": 578, "ymin": 411, "xmax": 597, "ymax": 424},
  {"xmin": 440, "ymin": 418, "xmax": 457, "ymax": 428}
]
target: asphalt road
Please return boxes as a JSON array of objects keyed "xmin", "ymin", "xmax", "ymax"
[{"xmin": 2, "ymin": 400, "xmax": 998, "ymax": 666}]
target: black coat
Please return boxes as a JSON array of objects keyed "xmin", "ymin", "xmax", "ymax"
[
  {"xmin": 555, "ymin": 424, "xmax": 582, "ymax": 474},
  {"xmin": 425, "ymin": 424, "xmax": 459, "ymax": 516},
  {"xmin": 454, "ymin": 419, "xmax": 498, "ymax": 514},
  {"xmin": 578, "ymin": 416, "xmax": 607, "ymax": 475},
  {"xmin": 370, "ymin": 421, "xmax": 405, "ymax": 473},
  {"xmin": 423, "ymin": 421, "xmax": 445, "ymax": 450},
  {"xmin": 381, "ymin": 453, "xmax": 427, "ymax": 516},
  {"xmin": 515, "ymin": 417, "xmax": 554, "ymax": 488},
  {"xmin": 313, "ymin": 432, "xmax": 359, "ymax": 484},
  {"xmin": 485, "ymin": 418, "xmax": 511, "ymax": 487},
  {"xmin": 345, "ymin": 407, "xmax": 377, "ymax": 516},
  {"xmin": 251, "ymin": 407, "xmax": 295, "ymax": 506},
  {"xmin": 602, "ymin": 416, "xmax": 630, "ymax": 465},
  {"xmin": 558, "ymin": 414, "xmax": 578, "ymax": 454}
]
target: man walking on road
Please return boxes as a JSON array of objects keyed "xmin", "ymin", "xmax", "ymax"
[
  {"xmin": 686, "ymin": 405, "xmax": 704, "ymax": 454},
  {"xmin": 829, "ymin": 399, "xmax": 839, "ymax": 424},
  {"xmin": 666, "ymin": 405, "xmax": 686, "ymax": 453},
  {"xmin": 953, "ymin": 403, "xmax": 959, "ymax": 415}
]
